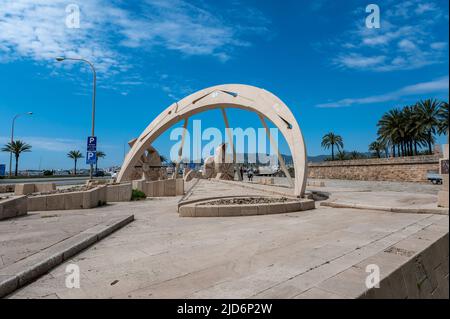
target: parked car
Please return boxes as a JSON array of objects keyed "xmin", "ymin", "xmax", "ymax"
[
  {"xmin": 93, "ymin": 170, "xmax": 105, "ymax": 177},
  {"xmin": 427, "ymin": 172, "xmax": 442, "ymax": 185}
]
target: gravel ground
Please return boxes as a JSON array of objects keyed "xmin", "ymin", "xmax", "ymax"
[{"xmin": 198, "ymin": 196, "xmax": 291, "ymax": 205}]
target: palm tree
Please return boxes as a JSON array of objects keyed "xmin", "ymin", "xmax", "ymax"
[
  {"xmin": 416, "ymin": 99, "xmax": 441, "ymax": 154},
  {"xmin": 1, "ymin": 140, "xmax": 32, "ymax": 176},
  {"xmin": 369, "ymin": 141, "xmax": 384, "ymax": 158},
  {"xmin": 377, "ymin": 109, "xmax": 403, "ymax": 157},
  {"xmin": 438, "ymin": 101, "xmax": 449, "ymax": 136},
  {"xmin": 336, "ymin": 150, "xmax": 347, "ymax": 161},
  {"xmin": 67, "ymin": 150, "xmax": 83, "ymax": 175},
  {"xmin": 95, "ymin": 151, "xmax": 106, "ymax": 173},
  {"xmin": 321, "ymin": 132, "xmax": 344, "ymax": 161},
  {"xmin": 349, "ymin": 151, "xmax": 364, "ymax": 160}
]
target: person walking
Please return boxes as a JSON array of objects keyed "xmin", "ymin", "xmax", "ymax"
[{"xmin": 247, "ymin": 167, "xmax": 254, "ymax": 182}]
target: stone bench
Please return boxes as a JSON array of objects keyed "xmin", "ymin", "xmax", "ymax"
[
  {"xmin": 0, "ymin": 184, "xmax": 15, "ymax": 193},
  {"xmin": 0, "ymin": 196, "xmax": 27, "ymax": 220},
  {"xmin": 27, "ymin": 186, "xmax": 107, "ymax": 212},
  {"xmin": 132, "ymin": 179, "xmax": 184, "ymax": 197},
  {"xmin": 106, "ymin": 183, "xmax": 132, "ymax": 202},
  {"xmin": 14, "ymin": 183, "xmax": 56, "ymax": 196}
]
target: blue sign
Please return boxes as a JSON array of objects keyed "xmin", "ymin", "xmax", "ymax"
[
  {"xmin": 86, "ymin": 151, "xmax": 97, "ymax": 165},
  {"xmin": 87, "ymin": 136, "xmax": 97, "ymax": 152},
  {"xmin": 0, "ymin": 164, "xmax": 5, "ymax": 176}
]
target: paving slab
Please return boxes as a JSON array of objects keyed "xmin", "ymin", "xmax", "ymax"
[{"xmin": 4, "ymin": 193, "xmax": 447, "ymax": 299}]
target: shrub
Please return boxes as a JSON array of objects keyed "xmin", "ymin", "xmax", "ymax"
[{"xmin": 131, "ymin": 189, "xmax": 146, "ymax": 201}]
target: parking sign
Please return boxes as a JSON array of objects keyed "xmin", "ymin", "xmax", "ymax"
[
  {"xmin": 86, "ymin": 151, "xmax": 97, "ymax": 165},
  {"xmin": 87, "ymin": 136, "xmax": 97, "ymax": 152}
]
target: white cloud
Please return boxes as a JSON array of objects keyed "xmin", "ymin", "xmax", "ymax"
[
  {"xmin": 0, "ymin": 0, "xmax": 270, "ymax": 73},
  {"xmin": 316, "ymin": 76, "xmax": 449, "ymax": 108},
  {"xmin": 330, "ymin": 0, "xmax": 448, "ymax": 72}
]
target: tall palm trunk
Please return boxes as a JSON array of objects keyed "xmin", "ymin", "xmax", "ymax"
[
  {"xmin": 428, "ymin": 130, "xmax": 433, "ymax": 154},
  {"xmin": 14, "ymin": 155, "xmax": 19, "ymax": 176},
  {"xmin": 331, "ymin": 144, "xmax": 335, "ymax": 161},
  {"xmin": 74, "ymin": 159, "xmax": 77, "ymax": 175}
]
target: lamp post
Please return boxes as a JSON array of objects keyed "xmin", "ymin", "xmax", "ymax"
[
  {"xmin": 9, "ymin": 112, "xmax": 33, "ymax": 177},
  {"xmin": 56, "ymin": 57, "xmax": 97, "ymax": 179}
]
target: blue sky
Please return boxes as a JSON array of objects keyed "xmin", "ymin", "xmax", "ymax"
[{"xmin": 0, "ymin": 0, "xmax": 448, "ymax": 170}]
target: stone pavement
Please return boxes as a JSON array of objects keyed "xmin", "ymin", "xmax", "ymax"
[
  {"xmin": 0, "ymin": 206, "xmax": 132, "ymax": 269},
  {"xmin": 6, "ymin": 179, "xmax": 448, "ymax": 299}
]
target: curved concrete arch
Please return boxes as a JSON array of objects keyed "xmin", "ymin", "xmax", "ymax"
[{"xmin": 117, "ymin": 84, "xmax": 308, "ymax": 197}]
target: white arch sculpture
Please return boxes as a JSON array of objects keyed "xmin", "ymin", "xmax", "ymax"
[{"xmin": 117, "ymin": 84, "xmax": 308, "ymax": 197}]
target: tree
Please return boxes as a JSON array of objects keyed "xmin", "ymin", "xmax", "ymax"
[
  {"xmin": 1, "ymin": 140, "xmax": 32, "ymax": 176},
  {"xmin": 67, "ymin": 150, "xmax": 83, "ymax": 175},
  {"xmin": 336, "ymin": 150, "xmax": 347, "ymax": 161},
  {"xmin": 369, "ymin": 141, "xmax": 384, "ymax": 158},
  {"xmin": 416, "ymin": 99, "xmax": 441, "ymax": 154},
  {"xmin": 321, "ymin": 132, "xmax": 344, "ymax": 161},
  {"xmin": 378, "ymin": 109, "xmax": 404, "ymax": 157},
  {"xmin": 95, "ymin": 151, "xmax": 106, "ymax": 173},
  {"xmin": 349, "ymin": 151, "xmax": 365, "ymax": 160},
  {"xmin": 438, "ymin": 101, "xmax": 449, "ymax": 135}
]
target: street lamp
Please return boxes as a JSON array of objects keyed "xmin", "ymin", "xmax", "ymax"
[
  {"xmin": 10, "ymin": 112, "xmax": 33, "ymax": 177},
  {"xmin": 56, "ymin": 56, "xmax": 97, "ymax": 179}
]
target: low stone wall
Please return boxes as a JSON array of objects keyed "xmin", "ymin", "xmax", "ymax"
[
  {"xmin": 308, "ymin": 155, "xmax": 440, "ymax": 182},
  {"xmin": 0, "ymin": 184, "xmax": 15, "ymax": 193},
  {"xmin": 14, "ymin": 183, "xmax": 56, "ymax": 196},
  {"xmin": 0, "ymin": 196, "xmax": 27, "ymax": 220},
  {"xmin": 106, "ymin": 183, "xmax": 132, "ymax": 202},
  {"xmin": 179, "ymin": 197, "xmax": 315, "ymax": 217},
  {"xmin": 27, "ymin": 186, "xmax": 107, "ymax": 212},
  {"xmin": 361, "ymin": 232, "xmax": 449, "ymax": 299},
  {"xmin": 132, "ymin": 179, "xmax": 184, "ymax": 197}
]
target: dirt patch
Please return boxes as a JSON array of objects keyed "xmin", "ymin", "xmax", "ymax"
[{"xmin": 198, "ymin": 197, "xmax": 293, "ymax": 205}]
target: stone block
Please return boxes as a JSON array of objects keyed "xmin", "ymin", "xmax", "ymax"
[
  {"xmin": 195, "ymin": 206, "xmax": 218, "ymax": 217},
  {"xmin": 176, "ymin": 178, "xmax": 184, "ymax": 195},
  {"xmin": 45, "ymin": 193, "xmax": 66, "ymax": 211},
  {"xmin": 107, "ymin": 183, "xmax": 132, "ymax": 202},
  {"xmin": 442, "ymin": 175, "xmax": 449, "ymax": 191},
  {"xmin": 82, "ymin": 187, "xmax": 99, "ymax": 209},
  {"xmin": 27, "ymin": 195, "xmax": 47, "ymax": 212},
  {"xmin": 132, "ymin": 179, "xmax": 145, "ymax": 192},
  {"xmin": 0, "ymin": 196, "xmax": 27, "ymax": 220},
  {"xmin": 241, "ymin": 205, "xmax": 258, "ymax": 216},
  {"xmin": 437, "ymin": 191, "xmax": 449, "ymax": 208},
  {"xmin": 285, "ymin": 201, "xmax": 303, "ymax": 213},
  {"xmin": 145, "ymin": 181, "xmax": 155, "ymax": 197},
  {"xmin": 218, "ymin": 205, "xmax": 242, "ymax": 217},
  {"xmin": 301, "ymin": 199, "xmax": 316, "ymax": 211},
  {"xmin": 257, "ymin": 204, "xmax": 269, "ymax": 215},
  {"xmin": 154, "ymin": 180, "xmax": 165, "ymax": 197},
  {"xmin": 267, "ymin": 203, "xmax": 287, "ymax": 214},
  {"xmin": 14, "ymin": 183, "xmax": 35, "ymax": 196},
  {"xmin": 179, "ymin": 205, "xmax": 195, "ymax": 217},
  {"xmin": 64, "ymin": 192, "xmax": 84, "ymax": 210},
  {"xmin": 164, "ymin": 179, "xmax": 176, "ymax": 196},
  {"xmin": 34, "ymin": 183, "xmax": 56, "ymax": 193}
]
